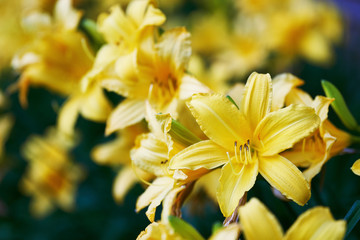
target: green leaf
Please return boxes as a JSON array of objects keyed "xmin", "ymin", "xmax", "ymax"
[
  {"xmin": 212, "ymin": 221, "xmax": 223, "ymax": 234},
  {"xmin": 168, "ymin": 216, "xmax": 205, "ymax": 240},
  {"xmin": 344, "ymin": 200, "xmax": 360, "ymax": 237},
  {"xmin": 226, "ymin": 95, "xmax": 239, "ymax": 109},
  {"xmin": 78, "ymin": 18, "xmax": 105, "ymax": 52},
  {"xmin": 321, "ymin": 80, "xmax": 359, "ymax": 131},
  {"xmin": 169, "ymin": 119, "xmax": 201, "ymax": 147}
]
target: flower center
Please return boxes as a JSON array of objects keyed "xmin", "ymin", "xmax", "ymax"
[{"xmin": 227, "ymin": 139, "xmax": 254, "ymax": 174}]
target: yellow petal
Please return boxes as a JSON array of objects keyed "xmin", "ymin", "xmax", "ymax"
[
  {"xmin": 179, "ymin": 74, "xmax": 211, "ymax": 100},
  {"xmin": 322, "ymin": 120, "xmax": 351, "ymax": 155},
  {"xmin": 97, "ymin": 5, "xmax": 135, "ymax": 44},
  {"xmin": 259, "ymin": 154, "xmax": 310, "ymax": 206},
  {"xmin": 137, "ymin": 4, "xmax": 166, "ymax": 30},
  {"xmin": 303, "ymin": 132, "xmax": 336, "ymax": 182},
  {"xmin": 218, "ymin": 159, "xmax": 258, "ymax": 217},
  {"xmin": 91, "ymin": 136, "xmax": 130, "ymax": 165},
  {"xmin": 271, "ymin": 73, "xmax": 304, "ymax": 111},
  {"xmin": 169, "ymin": 140, "xmax": 228, "ymax": 170},
  {"xmin": 241, "ymin": 72, "xmax": 272, "ymax": 131},
  {"xmin": 285, "ymin": 88, "xmax": 313, "ymax": 106},
  {"xmin": 156, "ymin": 27, "xmax": 191, "ymax": 75},
  {"xmin": 312, "ymin": 96, "xmax": 334, "ymax": 123},
  {"xmin": 131, "ymin": 133, "xmax": 170, "ymax": 177},
  {"xmin": 226, "ymin": 83, "xmax": 245, "ymax": 107},
  {"xmin": 300, "ymin": 31, "xmax": 332, "ymax": 64},
  {"xmin": 255, "ymin": 104, "xmax": 320, "ymax": 156},
  {"xmin": 57, "ymin": 95, "xmax": 81, "ymax": 137},
  {"xmin": 284, "ymin": 207, "xmax": 346, "ymax": 240},
  {"xmin": 352, "ymin": 159, "xmax": 360, "ymax": 176},
  {"xmin": 54, "ymin": 0, "xmax": 82, "ymax": 30},
  {"xmin": 188, "ymin": 93, "xmax": 250, "ymax": 150},
  {"xmin": 209, "ymin": 223, "xmax": 240, "ymax": 240},
  {"xmin": 136, "ymin": 177, "xmax": 174, "ymax": 222},
  {"xmin": 161, "ymin": 185, "xmax": 186, "ymax": 223},
  {"xmin": 112, "ymin": 167, "xmax": 138, "ymax": 203},
  {"xmin": 238, "ymin": 198, "xmax": 283, "ymax": 240},
  {"xmin": 80, "ymin": 85, "xmax": 112, "ymax": 122},
  {"xmin": 106, "ymin": 98, "xmax": 145, "ymax": 135}
]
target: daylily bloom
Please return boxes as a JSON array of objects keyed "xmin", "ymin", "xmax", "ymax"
[
  {"xmin": 352, "ymin": 159, "xmax": 360, "ymax": 176},
  {"xmin": 170, "ymin": 72, "xmax": 320, "ymax": 217},
  {"xmin": 278, "ymin": 76, "xmax": 351, "ymax": 182},
  {"xmin": 132, "ymin": 104, "xmax": 208, "ymax": 222},
  {"xmin": 104, "ymin": 26, "xmax": 210, "ymax": 134},
  {"xmin": 137, "ymin": 211, "xmax": 240, "ymax": 240},
  {"xmin": 20, "ymin": 128, "xmax": 83, "ymax": 217},
  {"xmin": 238, "ymin": 198, "xmax": 346, "ymax": 240},
  {"xmin": 12, "ymin": 0, "xmax": 92, "ymax": 107}
]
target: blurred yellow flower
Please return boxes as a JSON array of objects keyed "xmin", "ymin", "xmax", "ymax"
[
  {"xmin": 12, "ymin": 0, "xmax": 92, "ymax": 107},
  {"xmin": 137, "ymin": 220, "xmax": 240, "ymax": 240},
  {"xmin": 352, "ymin": 159, "xmax": 360, "ymax": 176},
  {"xmin": 20, "ymin": 128, "xmax": 83, "ymax": 217},
  {"xmin": 268, "ymin": 0, "xmax": 342, "ymax": 65},
  {"xmin": 170, "ymin": 72, "xmax": 320, "ymax": 217},
  {"xmin": 238, "ymin": 198, "xmax": 346, "ymax": 240}
]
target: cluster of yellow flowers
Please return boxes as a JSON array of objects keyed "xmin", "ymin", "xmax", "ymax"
[{"xmin": 2, "ymin": 0, "xmax": 360, "ymax": 239}]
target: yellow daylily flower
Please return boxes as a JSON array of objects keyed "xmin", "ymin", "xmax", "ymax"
[
  {"xmin": 137, "ymin": 221, "xmax": 183, "ymax": 240},
  {"xmin": 137, "ymin": 219, "xmax": 240, "ymax": 240},
  {"xmin": 132, "ymin": 105, "xmax": 208, "ymax": 222},
  {"xmin": 238, "ymin": 198, "xmax": 346, "ymax": 240},
  {"xmin": 280, "ymin": 80, "xmax": 351, "ymax": 182},
  {"xmin": 104, "ymin": 27, "xmax": 210, "ymax": 134},
  {"xmin": 20, "ymin": 128, "xmax": 83, "ymax": 217},
  {"xmin": 351, "ymin": 159, "xmax": 360, "ymax": 176},
  {"xmin": 12, "ymin": 0, "xmax": 92, "ymax": 107},
  {"xmin": 170, "ymin": 72, "xmax": 320, "ymax": 217},
  {"xmin": 80, "ymin": 0, "xmax": 166, "ymax": 94}
]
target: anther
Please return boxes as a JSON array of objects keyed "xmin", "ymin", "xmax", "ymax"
[{"xmin": 247, "ymin": 139, "xmax": 250, "ymax": 145}]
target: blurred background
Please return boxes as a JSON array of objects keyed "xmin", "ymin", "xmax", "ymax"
[{"xmin": 0, "ymin": 0, "xmax": 360, "ymax": 239}]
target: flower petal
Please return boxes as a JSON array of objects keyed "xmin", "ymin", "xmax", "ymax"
[
  {"xmin": 241, "ymin": 72, "xmax": 272, "ymax": 131},
  {"xmin": 259, "ymin": 154, "xmax": 310, "ymax": 206},
  {"xmin": 271, "ymin": 73, "xmax": 304, "ymax": 111},
  {"xmin": 255, "ymin": 104, "xmax": 320, "ymax": 156},
  {"xmin": 179, "ymin": 74, "xmax": 211, "ymax": 100},
  {"xmin": 136, "ymin": 177, "xmax": 174, "ymax": 222},
  {"xmin": 218, "ymin": 159, "xmax": 258, "ymax": 217},
  {"xmin": 131, "ymin": 133, "xmax": 169, "ymax": 177},
  {"xmin": 311, "ymin": 96, "xmax": 333, "ymax": 123},
  {"xmin": 284, "ymin": 207, "xmax": 346, "ymax": 240},
  {"xmin": 285, "ymin": 88, "xmax": 313, "ymax": 106},
  {"xmin": 106, "ymin": 98, "xmax": 145, "ymax": 135},
  {"xmin": 156, "ymin": 27, "xmax": 191, "ymax": 75},
  {"xmin": 238, "ymin": 198, "xmax": 283, "ymax": 240},
  {"xmin": 188, "ymin": 93, "xmax": 250, "ymax": 150},
  {"xmin": 169, "ymin": 140, "xmax": 228, "ymax": 170},
  {"xmin": 352, "ymin": 159, "xmax": 360, "ymax": 176},
  {"xmin": 209, "ymin": 223, "xmax": 241, "ymax": 240},
  {"xmin": 57, "ymin": 95, "xmax": 81, "ymax": 137},
  {"xmin": 322, "ymin": 120, "xmax": 351, "ymax": 155},
  {"xmin": 112, "ymin": 167, "xmax": 138, "ymax": 203},
  {"xmin": 80, "ymin": 85, "xmax": 112, "ymax": 122},
  {"xmin": 303, "ymin": 132, "xmax": 336, "ymax": 182}
]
